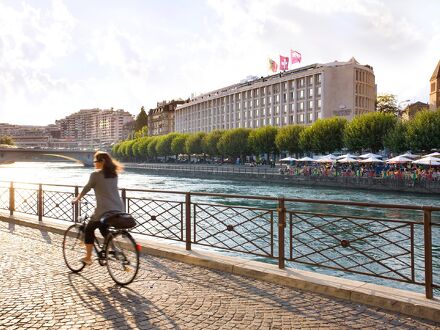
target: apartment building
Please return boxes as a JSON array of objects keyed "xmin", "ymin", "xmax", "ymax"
[
  {"xmin": 175, "ymin": 58, "xmax": 376, "ymax": 133},
  {"xmin": 430, "ymin": 60, "xmax": 440, "ymax": 110},
  {"xmin": 148, "ymin": 100, "xmax": 186, "ymax": 136},
  {"xmin": 56, "ymin": 108, "xmax": 134, "ymax": 148}
]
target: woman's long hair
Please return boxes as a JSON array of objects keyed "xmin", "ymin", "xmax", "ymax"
[{"xmin": 94, "ymin": 151, "xmax": 123, "ymax": 178}]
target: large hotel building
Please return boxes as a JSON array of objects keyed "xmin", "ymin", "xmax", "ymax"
[{"xmin": 175, "ymin": 58, "xmax": 376, "ymax": 133}]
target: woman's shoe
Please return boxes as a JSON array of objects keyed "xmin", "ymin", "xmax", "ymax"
[{"xmin": 80, "ymin": 257, "xmax": 93, "ymax": 265}]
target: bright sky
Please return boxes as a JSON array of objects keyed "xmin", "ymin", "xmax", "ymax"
[{"xmin": 0, "ymin": 0, "xmax": 439, "ymax": 125}]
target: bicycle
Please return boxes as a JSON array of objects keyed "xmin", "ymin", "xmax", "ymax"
[{"xmin": 62, "ymin": 211, "xmax": 140, "ymax": 286}]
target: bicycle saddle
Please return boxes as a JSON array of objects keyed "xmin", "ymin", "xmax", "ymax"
[{"xmin": 99, "ymin": 211, "xmax": 136, "ymax": 229}]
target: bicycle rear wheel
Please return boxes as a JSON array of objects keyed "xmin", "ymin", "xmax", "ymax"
[
  {"xmin": 106, "ymin": 231, "xmax": 140, "ymax": 285},
  {"xmin": 62, "ymin": 224, "xmax": 86, "ymax": 272}
]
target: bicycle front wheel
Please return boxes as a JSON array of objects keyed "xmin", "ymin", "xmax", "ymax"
[
  {"xmin": 62, "ymin": 224, "xmax": 86, "ymax": 273},
  {"xmin": 106, "ymin": 231, "xmax": 140, "ymax": 285}
]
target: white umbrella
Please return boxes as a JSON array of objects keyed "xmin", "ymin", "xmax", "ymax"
[
  {"xmin": 359, "ymin": 157, "xmax": 384, "ymax": 163},
  {"xmin": 298, "ymin": 156, "xmax": 315, "ymax": 162},
  {"xmin": 321, "ymin": 154, "xmax": 338, "ymax": 160},
  {"xmin": 399, "ymin": 152, "xmax": 419, "ymax": 159},
  {"xmin": 337, "ymin": 156, "xmax": 358, "ymax": 163},
  {"xmin": 412, "ymin": 157, "xmax": 440, "ymax": 166},
  {"xmin": 425, "ymin": 152, "xmax": 440, "ymax": 158},
  {"xmin": 316, "ymin": 157, "xmax": 335, "ymax": 163},
  {"xmin": 280, "ymin": 156, "xmax": 297, "ymax": 162},
  {"xmin": 337, "ymin": 153, "xmax": 358, "ymax": 159},
  {"xmin": 359, "ymin": 153, "xmax": 382, "ymax": 159},
  {"xmin": 386, "ymin": 155, "xmax": 413, "ymax": 164}
]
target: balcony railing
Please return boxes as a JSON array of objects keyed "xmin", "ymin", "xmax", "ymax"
[{"xmin": 0, "ymin": 180, "xmax": 439, "ymax": 299}]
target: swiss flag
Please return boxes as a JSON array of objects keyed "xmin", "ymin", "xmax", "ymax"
[
  {"xmin": 279, "ymin": 55, "xmax": 289, "ymax": 71},
  {"xmin": 290, "ymin": 50, "xmax": 302, "ymax": 64}
]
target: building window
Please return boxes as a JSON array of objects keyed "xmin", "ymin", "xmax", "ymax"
[
  {"xmin": 317, "ymin": 99, "xmax": 322, "ymax": 109},
  {"xmin": 308, "ymin": 112, "xmax": 313, "ymax": 122},
  {"xmin": 298, "ymin": 90, "xmax": 305, "ymax": 99},
  {"xmin": 308, "ymin": 88, "xmax": 313, "ymax": 98},
  {"xmin": 308, "ymin": 100, "xmax": 313, "ymax": 110},
  {"xmin": 298, "ymin": 102, "xmax": 304, "ymax": 111}
]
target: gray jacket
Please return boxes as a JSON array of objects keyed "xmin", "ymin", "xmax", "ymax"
[{"xmin": 80, "ymin": 171, "xmax": 124, "ymax": 221}]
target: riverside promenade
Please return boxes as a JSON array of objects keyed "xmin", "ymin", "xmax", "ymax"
[
  {"xmin": 1, "ymin": 216, "xmax": 439, "ymax": 329},
  {"xmin": 124, "ymin": 163, "xmax": 440, "ymax": 195}
]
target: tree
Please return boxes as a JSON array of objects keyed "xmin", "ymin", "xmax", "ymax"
[
  {"xmin": 0, "ymin": 136, "xmax": 14, "ymax": 145},
  {"xmin": 248, "ymin": 126, "xmax": 279, "ymax": 161},
  {"xmin": 156, "ymin": 133, "xmax": 179, "ymax": 158},
  {"xmin": 300, "ymin": 118, "xmax": 347, "ymax": 154},
  {"xmin": 384, "ymin": 121, "xmax": 409, "ymax": 154},
  {"xmin": 138, "ymin": 137, "xmax": 152, "ymax": 160},
  {"xmin": 134, "ymin": 106, "xmax": 149, "ymax": 132},
  {"xmin": 134, "ymin": 126, "xmax": 148, "ymax": 139},
  {"xmin": 147, "ymin": 137, "xmax": 159, "ymax": 160},
  {"xmin": 344, "ymin": 112, "xmax": 397, "ymax": 152},
  {"xmin": 217, "ymin": 128, "xmax": 251, "ymax": 162},
  {"xmin": 407, "ymin": 109, "xmax": 440, "ymax": 152},
  {"xmin": 275, "ymin": 125, "xmax": 305, "ymax": 157},
  {"xmin": 185, "ymin": 132, "xmax": 206, "ymax": 155},
  {"xmin": 202, "ymin": 130, "xmax": 224, "ymax": 157},
  {"xmin": 111, "ymin": 143, "xmax": 122, "ymax": 158},
  {"xmin": 171, "ymin": 134, "xmax": 188, "ymax": 156},
  {"xmin": 376, "ymin": 94, "xmax": 398, "ymax": 115}
]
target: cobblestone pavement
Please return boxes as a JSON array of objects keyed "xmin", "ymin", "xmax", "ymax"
[{"xmin": 0, "ymin": 222, "xmax": 439, "ymax": 330}]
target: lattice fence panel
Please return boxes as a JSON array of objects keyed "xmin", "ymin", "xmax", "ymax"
[
  {"xmin": 15, "ymin": 188, "xmax": 38, "ymax": 216},
  {"xmin": 288, "ymin": 211, "xmax": 415, "ymax": 282},
  {"xmin": 0, "ymin": 187, "xmax": 9, "ymax": 211},
  {"xmin": 43, "ymin": 190, "xmax": 75, "ymax": 222},
  {"xmin": 128, "ymin": 197, "xmax": 183, "ymax": 241},
  {"xmin": 194, "ymin": 203, "xmax": 274, "ymax": 257}
]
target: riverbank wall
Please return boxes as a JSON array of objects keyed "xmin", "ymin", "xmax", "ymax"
[{"xmin": 124, "ymin": 163, "xmax": 440, "ymax": 195}]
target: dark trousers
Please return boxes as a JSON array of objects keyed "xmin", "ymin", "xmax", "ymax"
[{"xmin": 84, "ymin": 220, "xmax": 109, "ymax": 244}]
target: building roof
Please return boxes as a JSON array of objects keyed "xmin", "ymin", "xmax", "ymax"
[{"xmin": 431, "ymin": 60, "xmax": 440, "ymax": 80}]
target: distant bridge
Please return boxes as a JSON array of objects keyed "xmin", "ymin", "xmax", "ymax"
[{"xmin": 0, "ymin": 148, "xmax": 96, "ymax": 166}]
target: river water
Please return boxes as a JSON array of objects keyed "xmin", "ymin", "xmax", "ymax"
[{"xmin": 1, "ymin": 162, "xmax": 439, "ymax": 294}]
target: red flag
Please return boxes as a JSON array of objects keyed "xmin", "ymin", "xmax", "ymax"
[
  {"xmin": 279, "ymin": 55, "xmax": 289, "ymax": 71},
  {"xmin": 268, "ymin": 58, "xmax": 278, "ymax": 72},
  {"xmin": 290, "ymin": 50, "xmax": 302, "ymax": 64}
]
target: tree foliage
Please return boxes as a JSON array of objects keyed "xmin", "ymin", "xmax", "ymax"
[
  {"xmin": 248, "ymin": 126, "xmax": 278, "ymax": 160},
  {"xmin": 217, "ymin": 128, "xmax": 251, "ymax": 160},
  {"xmin": 202, "ymin": 130, "xmax": 224, "ymax": 156},
  {"xmin": 407, "ymin": 109, "xmax": 440, "ymax": 151},
  {"xmin": 344, "ymin": 112, "xmax": 397, "ymax": 152},
  {"xmin": 171, "ymin": 134, "xmax": 188, "ymax": 156},
  {"xmin": 156, "ymin": 133, "xmax": 179, "ymax": 157},
  {"xmin": 376, "ymin": 94, "xmax": 398, "ymax": 115},
  {"xmin": 134, "ymin": 106, "xmax": 149, "ymax": 132},
  {"xmin": 299, "ymin": 118, "xmax": 347, "ymax": 154},
  {"xmin": 0, "ymin": 136, "xmax": 14, "ymax": 145},
  {"xmin": 185, "ymin": 132, "xmax": 206, "ymax": 155},
  {"xmin": 275, "ymin": 125, "xmax": 305, "ymax": 156},
  {"xmin": 384, "ymin": 121, "xmax": 409, "ymax": 154}
]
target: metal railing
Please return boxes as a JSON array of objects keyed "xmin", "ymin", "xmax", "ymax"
[{"xmin": 0, "ymin": 180, "xmax": 439, "ymax": 299}]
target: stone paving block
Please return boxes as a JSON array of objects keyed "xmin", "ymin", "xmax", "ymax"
[{"xmin": 0, "ymin": 221, "xmax": 439, "ymax": 329}]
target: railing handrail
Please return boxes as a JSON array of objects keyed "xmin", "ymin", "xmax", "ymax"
[{"xmin": 2, "ymin": 180, "xmax": 440, "ymax": 212}]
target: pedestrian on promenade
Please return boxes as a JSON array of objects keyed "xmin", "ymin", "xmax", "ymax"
[{"xmin": 72, "ymin": 151, "xmax": 124, "ymax": 265}]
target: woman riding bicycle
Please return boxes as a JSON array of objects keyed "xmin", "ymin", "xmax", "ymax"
[{"xmin": 72, "ymin": 151, "xmax": 124, "ymax": 265}]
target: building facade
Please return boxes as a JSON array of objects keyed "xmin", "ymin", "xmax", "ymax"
[
  {"xmin": 430, "ymin": 60, "xmax": 440, "ymax": 110},
  {"xmin": 56, "ymin": 108, "xmax": 134, "ymax": 148},
  {"xmin": 401, "ymin": 102, "xmax": 430, "ymax": 121},
  {"xmin": 175, "ymin": 58, "xmax": 376, "ymax": 133},
  {"xmin": 148, "ymin": 100, "xmax": 186, "ymax": 136}
]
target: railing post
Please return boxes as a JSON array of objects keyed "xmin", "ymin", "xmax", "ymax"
[
  {"xmin": 423, "ymin": 206, "xmax": 433, "ymax": 299},
  {"xmin": 74, "ymin": 186, "xmax": 79, "ymax": 222},
  {"xmin": 38, "ymin": 184, "xmax": 43, "ymax": 222},
  {"xmin": 278, "ymin": 197, "xmax": 286, "ymax": 269},
  {"xmin": 121, "ymin": 188, "xmax": 127, "ymax": 211},
  {"xmin": 9, "ymin": 182, "xmax": 14, "ymax": 216},
  {"xmin": 185, "ymin": 192, "xmax": 191, "ymax": 250}
]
